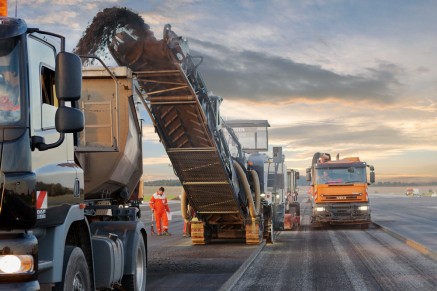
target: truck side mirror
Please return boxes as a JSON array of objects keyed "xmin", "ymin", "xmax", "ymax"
[
  {"xmin": 369, "ymin": 172, "xmax": 375, "ymax": 184},
  {"xmin": 33, "ymin": 106, "xmax": 84, "ymax": 151},
  {"xmin": 55, "ymin": 52, "xmax": 82, "ymax": 101},
  {"xmin": 54, "ymin": 51, "xmax": 83, "ymax": 133},
  {"xmin": 56, "ymin": 107, "xmax": 84, "ymax": 133},
  {"xmin": 295, "ymin": 172, "xmax": 300, "ymax": 180}
]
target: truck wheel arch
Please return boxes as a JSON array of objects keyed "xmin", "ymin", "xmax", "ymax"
[{"xmin": 37, "ymin": 205, "xmax": 94, "ymax": 288}]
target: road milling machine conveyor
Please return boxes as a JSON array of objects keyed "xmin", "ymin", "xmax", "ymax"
[{"xmin": 108, "ymin": 24, "xmax": 272, "ymax": 244}]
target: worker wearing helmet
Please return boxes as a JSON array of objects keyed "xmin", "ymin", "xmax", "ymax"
[{"xmin": 149, "ymin": 187, "xmax": 171, "ymax": 236}]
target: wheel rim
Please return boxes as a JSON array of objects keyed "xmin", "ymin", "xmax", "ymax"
[
  {"xmin": 72, "ymin": 271, "xmax": 86, "ymax": 291},
  {"xmin": 136, "ymin": 245, "xmax": 145, "ymax": 288}
]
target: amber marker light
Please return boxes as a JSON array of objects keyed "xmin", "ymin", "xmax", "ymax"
[{"xmin": 0, "ymin": 0, "xmax": 7, "ymax": 17}]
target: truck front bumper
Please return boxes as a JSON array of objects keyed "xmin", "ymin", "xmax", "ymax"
[
  {"xmin": 0, "ymin": 281, "xmax": 39, "ymax": 291},
  {"xmin": 312, "ymin": 203, "xmax": 370, "ymax": 224}
]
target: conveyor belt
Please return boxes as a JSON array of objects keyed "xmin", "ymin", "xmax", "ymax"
[
  {"xmin": 107, "ymin": 24, "xmax": 245, "ymax": 216},
  {"xmin": 135, "ymin": 67, "xmax": 241, "ymax": 214}
]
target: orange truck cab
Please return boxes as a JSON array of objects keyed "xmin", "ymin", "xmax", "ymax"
[{"xmin": 306, "ymin": 153, "xmax": 375, "ymax": 227}]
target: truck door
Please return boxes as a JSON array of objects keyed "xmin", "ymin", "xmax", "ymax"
[{"xmin": 28, "ymin": 35, "xmax": 83, "ymax": 227}]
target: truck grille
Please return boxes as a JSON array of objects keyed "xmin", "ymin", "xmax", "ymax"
[{"xmin": 323, "ymin": 194, "xmax": 360, "ymax": 201}]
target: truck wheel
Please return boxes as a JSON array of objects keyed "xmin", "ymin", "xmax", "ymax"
[
  {"xmin": 361, "ymin": 223, "xmax": 370, "ymax": 229},
  {"xmin": 54, "ymin": 246, "xmax": 91, "ymax": 291},
  {"xmin": 121, "ymin": 237, "xmax": 147, "ymax": 291}
]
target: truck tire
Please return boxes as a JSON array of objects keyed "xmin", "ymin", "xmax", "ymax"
[
  {"xmin": 54, "ymin": 246, "xmax": 91, "ymax": 291},
  {"xmin": 121, "ymin": 237, "xmax": 147, "ymax": 291}
]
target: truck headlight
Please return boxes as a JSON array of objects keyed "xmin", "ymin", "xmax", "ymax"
[
  {"xmin": 358, "ymin": 205, "xmax": 369, "ymax": 211},
  {"xmin": 0, "ymin": 255, "xmax": 34, "ymax": 274},
  {"xmin": 276, "ymin": 194, "xmax": 280, "ymax": 199},
  {"xmin": 260, "ymin": 193, "xmax": 266, "ymax": 198},
  {"xmin": 315, "ymin": 206, "xmax": 326, "ymax": 212}
]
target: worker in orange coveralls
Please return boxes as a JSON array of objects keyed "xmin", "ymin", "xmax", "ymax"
[{"xmin": 149, "ymin": 187, "xmax": 171, "ymax": 236}]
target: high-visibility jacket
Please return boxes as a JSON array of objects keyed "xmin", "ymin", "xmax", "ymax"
[{"xmin": 149, "ymin": 192, "xmax": 170, "ymax": 213}]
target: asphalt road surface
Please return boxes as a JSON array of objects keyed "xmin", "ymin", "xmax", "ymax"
[
  {"xmin": 230, "ymin": 199, "xmax": 437, "ymax": 291},
  {"xmin": 140, "ymin": 202, "xmax": 261, "ymax": 290},
  {"xmin": 370, "ymin": 193, "xmax": 437, "ymax": 254},
  {"xmin": 140, "ymin": 196, "xmax": 437, "ymax": 290}
]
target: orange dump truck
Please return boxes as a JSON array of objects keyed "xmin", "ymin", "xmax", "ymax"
[{"xmin": 306, "ymin": 153, "xmax": 375, "ymax": 228}]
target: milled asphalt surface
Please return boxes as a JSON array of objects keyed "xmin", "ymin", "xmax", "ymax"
[
  {"xmin": 139, "ymin": 201, "xmax": 261, "ymax": 290},
  {"xmin": 143, "ymin": 194, "xmax": 437, "ymax": 290},
  {"xmin": 227, "ymin": 195, "xmax": 437, "ymax": 290}
]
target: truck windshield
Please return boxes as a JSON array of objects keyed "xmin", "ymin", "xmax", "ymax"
[
  {"xmin": 316, "ymin": 167, "xmax": 366, "ymax": 184},
  {"xmin": 0, "ymin": 37, "xmax": 21, "ymax": 124}
]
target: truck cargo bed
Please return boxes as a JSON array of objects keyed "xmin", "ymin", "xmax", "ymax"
[{"xmin": 75, "ymin": 67, "xmax": 142, "ymax": 201}]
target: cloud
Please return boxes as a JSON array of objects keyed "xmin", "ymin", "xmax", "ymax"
[
  {"xmin": 269, "ymin": 122, "xmax": 408, "ymax": 165},
  {"xmin": 24, "ymin": 11, "xmax": 80, "ymax": 28},
  {"xmin": 270, "ymin": 123, "xmax": 409, "ymax": 147},
  {"xmin": 12, "ymin": 1, "xmax": 437, "ymax": 182},
  {"xmin": 142, "ymin": 124, "xmax": 160, "ymax": 143},
  {"xmin": 189, "ymin": 39, "xmax": 401, "ymax": 104},
  {"xmin": 18, "ymin": 0, "xmax": 118, "ymax": 5},
  {"xmin": 220, "ymin": 91, "xmax": 437, "ymax": 180},
  {"xmin": 143, "ymin": 156, "xmax": 171, "ymax": 165}
]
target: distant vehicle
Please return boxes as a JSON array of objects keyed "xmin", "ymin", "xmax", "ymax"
[
  {"xmin": 284, "ymin": 170, "xmax": 300, "ymax": 230},
  {"xmin": 306, "ymin": 152, "xmax": 375, "ymax": 228},
  {"xmin": 405, "ymin": 188, "xmax": 421, "ymax": 197}
]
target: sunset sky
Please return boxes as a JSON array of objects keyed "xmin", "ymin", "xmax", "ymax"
[{"xmin": 13, "ymin": 0, "xmax": 437, "ymax": 182}]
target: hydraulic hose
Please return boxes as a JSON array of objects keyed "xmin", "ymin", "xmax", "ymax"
[
  {"xmin": 233, "ymin": 160, "xmax": 257, "ymax": 219},
  {"xmin": 250, "ymin": 170, "xmax": 261, "ymax": 215},
  {"xmin": 180, "ymin": 189, "xmax": 189, "ymax": 222}
]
